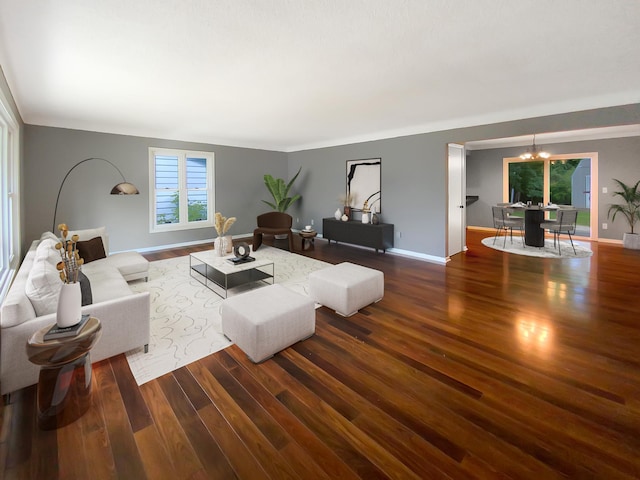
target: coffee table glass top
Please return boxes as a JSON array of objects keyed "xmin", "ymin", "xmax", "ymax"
[{"xmin": 189, "ymin": 250, "xmax": 274, "ymax": 298}]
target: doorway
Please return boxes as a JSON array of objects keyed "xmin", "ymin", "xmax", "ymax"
[{"xmin": 448, "ymin": 143, "xmax": 466, "ymax": 256}]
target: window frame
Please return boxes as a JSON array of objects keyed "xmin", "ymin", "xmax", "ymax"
[
  {"xmin": 0, "ymin": 86, "xmax": 21, "ymax": 299},
  {"xmin": 148, "ymin": 147, "xmax": 215, "ymax": 233}
]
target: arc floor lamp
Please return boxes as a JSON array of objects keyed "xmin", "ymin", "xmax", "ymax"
[{"xmin": 52, "ymin": 157, "xmax": 139, "ymax": 232}]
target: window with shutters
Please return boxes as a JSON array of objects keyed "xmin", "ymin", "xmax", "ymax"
[{"xmin": 148, "ymin": 148, "xmax": 214, "ymax": 232}]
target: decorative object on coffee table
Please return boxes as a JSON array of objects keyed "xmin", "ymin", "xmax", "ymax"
[
  {"xmin": 233, "ymin": 242, "xmax": 251, "ymax": 259},
  {"xmin": 214, "ymin": 212, "xmax": 236, "ymax": 256},
  {"xmin": 54, "ymin": 224, "xmax": 85, "ymax": 327},
  {"xmin": 26, "ymin": 317, "xmax": 102, "ymax": 430}
]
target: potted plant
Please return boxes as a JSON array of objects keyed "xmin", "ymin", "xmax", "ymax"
[
  {"xmin": 262, "ymin": 167, "xmax": 302, "ymax": 213},
  {"xmin": 607, "ymin": 178, "xmax": 640, "ymax": 249}
]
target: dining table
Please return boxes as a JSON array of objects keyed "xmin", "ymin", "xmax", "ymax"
[{"xmin": 509, "ymin": 203, "xmax": 559, "ymax": 247}]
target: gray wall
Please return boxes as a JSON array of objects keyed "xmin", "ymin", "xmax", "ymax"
[
  {"xmin": 466, "ymin": 136, "xmax": 640, "ymax": 241},
  {"xmin": 290, "ymin": 104, "xmax": 640, "ymax": 258},
  {"xmin": 18, "ymin": 100, "xmax": 640, "ymax": 258},
  {"xmin": 24, "ymin": 126, "xmax": 288, "ymax": 252}
]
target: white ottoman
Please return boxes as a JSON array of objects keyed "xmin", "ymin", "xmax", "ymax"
[
  {"xmin": 309, "ymin": 262, "xmax": 384, "ymax": 317},
  {"xmin": 221, "ymin": 284, "xmax": 315, "ymax": 363}
]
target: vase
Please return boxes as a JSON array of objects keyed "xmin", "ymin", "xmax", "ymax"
[
  {"xmin": 214, "ymin": 236, "xmax": 225, "ymax": 256},
  {"xmin": 344, "ymin": 206, "xmax": 352, "ymax": 220},
  {"xmin": 334, "ymin": 208, "xmax": 342, "ymax": 220},
  {"xmin": 56, "ymin": 282, "xmax": 82, "ymax": 328},
  {"xmin": 361, "ymin": 212, "xmax": 369, "ymax": 224},
  {"xmin": 223, "ymin": 235, "xmax": 233, "ymax": 254}
]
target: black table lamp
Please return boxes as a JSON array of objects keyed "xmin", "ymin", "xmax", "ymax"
[{"xmin": 52, "ymin": 157, "xmax": 139, "ymax": 232}]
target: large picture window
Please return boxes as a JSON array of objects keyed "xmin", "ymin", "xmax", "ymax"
[
  {"xmin": 149, "ymin": 148, "xmax": 215, "ymax": 232},
  {"xmin": 504, "ymin": 153, "xmax": 598, "ymax": 238}
]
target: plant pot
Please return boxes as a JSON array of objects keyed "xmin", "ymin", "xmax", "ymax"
[
  {"xmin": 623, "ymin": 232, "xmax": 640, "ymax": 250},
  {"xmin": 56, "ymin": 282, "xmax": 82, "ymax": 328}
]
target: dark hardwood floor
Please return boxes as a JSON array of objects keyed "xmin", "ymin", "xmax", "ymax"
[{"xmin": 2, "ymin": 229, "xmax": 640, "ymax": 479}]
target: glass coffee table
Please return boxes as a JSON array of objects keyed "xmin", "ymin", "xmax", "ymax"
[{"xmin": 189, "ymin": 250, "xmax": 274, "ymax": 298}]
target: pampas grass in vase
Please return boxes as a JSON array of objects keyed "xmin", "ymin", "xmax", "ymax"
[{"xmin": 214, "ymin": 212, "xmax": 236, "ymax": 255}]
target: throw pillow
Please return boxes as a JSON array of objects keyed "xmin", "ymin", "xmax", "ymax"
[
  {"xmin": 25, "ymin": 242, "xmax": 62, "ymax": 316},
  {"xmin": 40, "ymin": 231, "xmax": 60, "ymax": 244},
  {"xmin": 76, "ymin": 236, "xmax": 107, "ymax": 264},
  {"xmin": 69, "ymin": 226, "xmax": 109, "ymax": 254}
]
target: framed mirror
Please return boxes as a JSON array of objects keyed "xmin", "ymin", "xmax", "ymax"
[{"xmin": 346, "ymin": 158, "xmax": 381, "ymax": 212}]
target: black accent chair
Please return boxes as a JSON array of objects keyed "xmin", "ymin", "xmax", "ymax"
[{"xmin": 252, "ymin": 212, "xmax": 294, "ymax": 251}]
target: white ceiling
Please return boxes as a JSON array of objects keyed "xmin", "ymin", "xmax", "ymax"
[{"xmin": 1, "ymin": 0, "xmax": 639, "ymax": 152}]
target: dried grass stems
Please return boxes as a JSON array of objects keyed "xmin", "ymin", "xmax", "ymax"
[
  {"xmin": 214, "ymin": 212, "xmax": 236, "ymax": 236},
  {"xmin": 55, "ymin": 223, "xmax": 84, "ymax": 284}
]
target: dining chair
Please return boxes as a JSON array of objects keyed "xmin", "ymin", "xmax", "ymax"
[
  {"xmin": 491, "ymin": 206, "xmax": 525, "ymax": 248},
  {"xmin": 540, "ymin": 208, "xmax": 578, "ymax": 255}
]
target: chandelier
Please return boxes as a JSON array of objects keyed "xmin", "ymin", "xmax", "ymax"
[{"xmin": 520, "ymin": 134, "xmax": 550, "ymax": 160}]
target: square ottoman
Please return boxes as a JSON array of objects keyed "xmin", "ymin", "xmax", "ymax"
[
  {"xmin": 221, "ymin": 284, "xmax": 315, "ymax": 363},
  {"xmin": 309, "ymin": 262, "xmax": 384, "ymax": 317}
]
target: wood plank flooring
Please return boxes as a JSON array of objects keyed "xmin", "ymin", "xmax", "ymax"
[{"xmin": 2, "ymin": 229, "xmax": 640, "ymax": 479}]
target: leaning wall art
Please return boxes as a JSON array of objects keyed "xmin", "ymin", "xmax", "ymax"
[{"xmin": 346, "ymin": 158, "xmax": 381, "ymax": 213}]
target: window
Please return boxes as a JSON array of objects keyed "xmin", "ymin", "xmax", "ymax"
[
  {"xmin": 148, "ymin": 148, "xmax": 215, "ymax": 233},
  {"xmin": 504, "ymin": 153, "xmax": 598, "ymax": 238},
  {"xmin": 0, "ymin": 88, "xmax": 20, "ymax": 299}
]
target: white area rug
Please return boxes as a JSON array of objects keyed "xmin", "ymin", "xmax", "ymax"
[
  {"xmin": 481, "ymin": 236, "xmax": 593, "ymax": 258},
  {"xmin": 126, "ymin": 246, "xmax": 331, "ymax": 385}
]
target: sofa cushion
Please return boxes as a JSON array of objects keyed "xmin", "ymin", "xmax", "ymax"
[
  {"xmin": 80, "ymin": 261, "xmax": 133, "ymax": 303},
  {"xmin": 76, "ymin": 236, "xmax": 107, "ymax": 263},
  {"xmin": 24, "ymin": 238, "xmax": 63, "ymax": 316}
]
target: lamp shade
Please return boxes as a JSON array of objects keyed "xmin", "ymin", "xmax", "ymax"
[{"xmin": 111, "ymin": 182, "xmax": 140, "ymax": 195}]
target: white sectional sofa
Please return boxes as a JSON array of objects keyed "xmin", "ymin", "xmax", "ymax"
[{"xmin": 0, "ymin": 227, "xmax": 150, "ymax": 398}]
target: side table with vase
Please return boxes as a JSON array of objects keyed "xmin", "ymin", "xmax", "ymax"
[{"xmin": 26, "ymin": 317, "xmax": 102, "ymax": 430}]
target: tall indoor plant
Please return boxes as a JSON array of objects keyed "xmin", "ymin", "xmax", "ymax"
[
  {"xmin": 262, "ymin": 167, "xmax": 302, "ymax": 213},
  {"xmin": 607, "ymin": 178, "xmax": 640, "ymax": 249}
]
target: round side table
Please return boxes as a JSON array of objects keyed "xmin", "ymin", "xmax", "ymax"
[
  {"xmin": 26, "ymin": 317, "xmax": 102, "ymax": 430},
  {"xmin": 299, "ymin": 229, "xmax": 317, "ymax": 251}
]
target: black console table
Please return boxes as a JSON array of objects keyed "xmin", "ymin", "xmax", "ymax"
[{"xmin": 323, "ymin": 218, "xmax": 394, "ymax": 253}]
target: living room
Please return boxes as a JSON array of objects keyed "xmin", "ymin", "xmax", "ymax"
[{"xmin": 1, "ymin": 2, "xmax": 640, "ymax": 479}]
